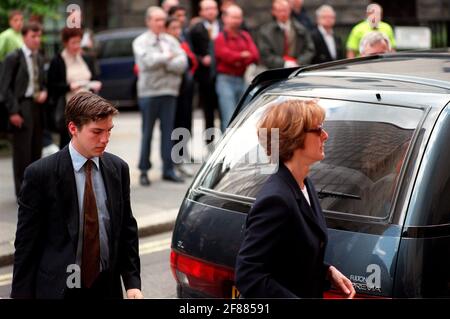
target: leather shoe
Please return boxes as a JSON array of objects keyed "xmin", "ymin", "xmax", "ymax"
[
  {"xmin": 162, "ymin": 172, "xmax": 185, "ymax": 183},
  {"xmin": 139, "ymin": 173, "xmax": 151, "ymax": 186}
]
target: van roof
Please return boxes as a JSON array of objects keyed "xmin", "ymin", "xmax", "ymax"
[{"xmin": 297, "ymin": 53, "xmax": 450, "ymax": 88}]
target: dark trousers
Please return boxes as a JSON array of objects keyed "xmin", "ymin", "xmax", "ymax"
[
  {"xmin": 174, "ymin": 72, "xmax": 194, "ymax": 158},
  {"xmin": 12, "ymin": 99, "xmax": 43, "ymax": 196},
  {"xmin": 64, "ymin": 272, "xmax": 114, "ymax": 299},
  {"xmin": 138, "ymin": 95, "xmax": 177, "ymax": 175},
  {"xmin": 196, "ymin": 74, "xmax": 219, "ymax": 143}
]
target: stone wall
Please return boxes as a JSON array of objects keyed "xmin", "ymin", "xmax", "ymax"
[
  {"xmin": 237, "ymin": 0, "xmax": 369, "ymax": 28},
  {"xmin": 417, "ymin": 0, "xmax": 450, "ymax": 21},
  {"xmin": 80, "ymin": 0, "xmax": 450, "ymax": 31}
]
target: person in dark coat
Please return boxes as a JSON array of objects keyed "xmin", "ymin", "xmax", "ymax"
[
  {"xmin": 0, "ymin": 22, "xmax": 47, "ymax": 197},
  {"xmin": 258, "ymin": 0, "xmax": 315, "ymax": 69},
  {"xmin": 311, "ymin": 5, "xmax": 344, "ymax": 64},
  {"xmin": 289, "ymin": 0, "xmax": 314, "ymax": 31},
  {"xmin": 235, "ymin": 99, "xmax": 356, "ymax": 298},
  {"xmin": 11, "ymin": 92, "xmax": 142, "ymax": 299},
  {"xmin": 189, "ymin": 0, "xmax": 222, "ymax": 143},
  {"xmin": 47, "ymin": 27, "xmax": 101, "ymax": 149}
]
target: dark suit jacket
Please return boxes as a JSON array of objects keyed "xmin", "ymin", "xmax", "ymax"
[
  {"xmin": 11, "ymin": 146, "xmax": 141, "ymax": 299},
  {"xmin": 257, "ymin": 19, "xmax": 316, "ymax": 69},
  {"xmin": 0, "ymin": 48, "xmax": 46, "ymax": 115},
  {"xmin": 189, "ymin": 20, "xmax": 222, "ymax": 82},
  {"xmin": 311, "ymin": 27, "xmax": 344, "ymax": 64},
  {"xmin": 235, "ymin": 163, "xmax": 330, "ymax": 298}
]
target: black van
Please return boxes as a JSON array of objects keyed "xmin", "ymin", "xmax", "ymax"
[{"xmin": 171, "ymin": 53, "xmax": 450, "ymax": 298}]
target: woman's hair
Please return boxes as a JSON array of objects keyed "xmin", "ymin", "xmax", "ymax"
[
  {"xmin": 61, "ymin": 27, "xmax": 83, "ymax": 44},
  {"xmin": 257, "ymin": 99, "xmax": 325, "ymax": 162}
]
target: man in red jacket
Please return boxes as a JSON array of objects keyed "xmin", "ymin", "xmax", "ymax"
[{"xmin": 214, "ymin": 5, "xmax": 259, "ymax": 132}]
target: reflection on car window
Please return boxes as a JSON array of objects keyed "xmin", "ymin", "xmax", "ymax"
[
  {"xmin": 200, "ymin": 95, "xmax": 281, "ymax": 197},
  {"xmin": 200, "ymin": 96, "xmax": 423, "ymax": 219},
  {"xmin": 309, "ymin": 101, "xmax": 423, "ymax": 219}
]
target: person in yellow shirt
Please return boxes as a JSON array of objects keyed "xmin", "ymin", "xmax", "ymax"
[
  {"xmin": 346, "ymin": 3, "xmax": 395, "ymax": 58},
  {"xmin": 0, "ymin": 10, "xmax": 24, "ymax": 62}
]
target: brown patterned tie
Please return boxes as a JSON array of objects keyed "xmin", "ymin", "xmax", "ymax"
[
  {"xmin": 81, "ymin": 160, "xmax": 100, "ymax": 288},
  {"xmin": 31, "ymin": 53, "xmax": 40, "ymax": 99},
  {"xmin": 207, "ymin": 25, "xmax": 213, "ymax": 40}
]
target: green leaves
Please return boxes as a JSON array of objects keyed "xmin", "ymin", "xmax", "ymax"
[{"xmin": 0, "ymin": 0, "xmax": 64, "ymax": 28}]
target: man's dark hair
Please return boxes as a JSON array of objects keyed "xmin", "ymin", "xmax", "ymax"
[
  {"xmin": 61, "ymin": 27, "xmax": 83, "ymax": 43},
  {"xmin": 168, "ymin": 5, "xmax": 186, "ymax": 17},
  {"xmin": 21, "ymin": 21, "xmax": 42, "ymax": 36},
  {"xmin": 65, "ymin": 92, "xmax": 119, "ymax": 128},
  {"xmin": 8, "ymin": 10, "xmax": 23, "ymax": 20}
]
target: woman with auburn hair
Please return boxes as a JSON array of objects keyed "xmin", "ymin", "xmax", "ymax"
[
  {"xmin": 235, "ymin": 99, "xmax": 356, "ymax": 298},
  {"xmin": 47, "ymin": 27, "xmax": 101, "ymax": 148}
]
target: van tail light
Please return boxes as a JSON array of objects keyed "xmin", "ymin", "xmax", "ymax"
[
  {"xmin": 170, "ymin": 250, "xmax": 235, "ymax": 298},
  {"xmin": 324, "ymin": 289, "xmax": 390, "ymax": 299},
  {"xmin": 133, "ymin": 63, "xmax": 139, "ymax": 76}
]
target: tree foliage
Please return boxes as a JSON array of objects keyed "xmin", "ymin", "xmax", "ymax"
[{"xmin": 0, "ymin": 0, "xmax": 64, "ymax": 29}]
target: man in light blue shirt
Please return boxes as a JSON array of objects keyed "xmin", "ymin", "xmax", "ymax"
[
  {"xmin": 69, "ymin": 142, "xmax": 111, "ymax": 272},
  {"xmin": 11, "ymin": 92, "xmax": 142, "ymax": 299}
]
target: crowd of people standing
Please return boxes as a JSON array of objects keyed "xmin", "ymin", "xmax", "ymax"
[{"xmin": 0, "ymin": 1, "xmax": 396, "ymax": 193}]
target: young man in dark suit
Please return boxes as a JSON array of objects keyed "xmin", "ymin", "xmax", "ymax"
[
  {"xmin": 11, "ymin": 92, "xmax": 142, "ymax": 299},
  {"xmin": 310, "ymin": 5, "xmax": 344, "ymax": 65},
  {"xmin": 0, "ymin": 22, "xmax": 47, "ymax": 196},
  {"xmin": 189, "ymin": 0, "xmax": 222, "ymax": 143}
]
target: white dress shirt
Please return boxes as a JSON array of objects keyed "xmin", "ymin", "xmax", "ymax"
[
  {"xmin": 300, "ymin": 184, "xmax": 311, "ymax": 206},
  {"xmin": 318, "ymin": 25, "xmax": 337, "ymax": 60},
  {"xmin": 203, "ymin": 20, "xmax": 220, "ymax": 40},
  {"xmin": 21, "ymin": 45, "xmax": 36, "ymax": 98},
  {"xmin": 69, "ymin": 142, "xmax": 111, "ymax": 271}
]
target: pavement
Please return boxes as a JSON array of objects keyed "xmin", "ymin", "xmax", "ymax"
[{"xmin": 0, "ymin": 109, "xmax": 216, "ymax": 267}]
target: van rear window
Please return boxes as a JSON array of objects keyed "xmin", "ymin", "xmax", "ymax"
[{"xmin": 200, "ymin": 95, "xmax": 424, "ymax": 219}]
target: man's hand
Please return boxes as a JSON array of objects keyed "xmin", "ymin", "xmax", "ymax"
[
  {"xmin": 89, "ymin": 81, "xmax": 102, "ymax": 93},
  {"xmin": 201, "ymin": 55, "xmax": 211, "ymax": 66},
  {"xmin": 9, "ymin": 113, "xmax": 24, "ymax": 128},
  {"xmin": 70, "ymin": 82, "xmax": 82, "ymax": 91},
  {"xmin": 328, "ymin": 266, "xmax": 356, "ymax": 298},
  {"xmin": 284, "ymin": 60, "xmax": 299, "ymax": 68},
  {"xmin": 35, "ymin": 90, "xmax": 47, "ymax": 104},
  {"xmin": 240, "ymin": 51, "xmax": 251, "ymax": 59},
  {"xmin": 126, "ymin": 288, "xmax": 144, "ymax": 299}
]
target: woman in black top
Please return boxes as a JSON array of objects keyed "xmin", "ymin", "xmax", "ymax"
[
  {"xmin": 47, "ymin": 27, "xmax": 101, "ymax": 148},
  {"xmin": 235, "ymin": 99, "xmax": 355, "ymax": 298}
]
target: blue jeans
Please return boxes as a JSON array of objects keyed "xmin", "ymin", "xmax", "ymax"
[
  {"xmin": 215, "ymin": 74, "xmax": 245, "ymax": 132},
  {"xmin": 138, "ymin": 95, "xmax": 176, "ymax": 176}
]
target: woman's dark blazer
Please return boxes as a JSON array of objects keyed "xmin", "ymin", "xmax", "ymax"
[
  {"xmin": 47, "ymin": 53, "xmax": 99, "ymax": 104},
  {"xmin": 235, "ymin": 162, "xmax": 330, "ymax": 298}
]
